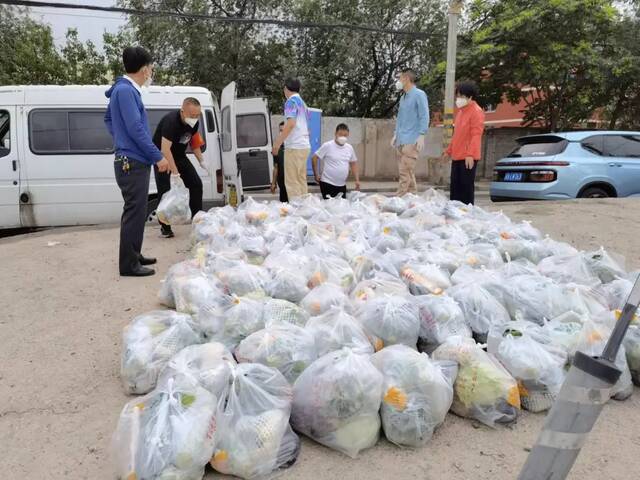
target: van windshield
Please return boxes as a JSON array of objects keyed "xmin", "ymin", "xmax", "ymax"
[{"xmin": 507, "ymin": 136, "xmax": 568, "ymax": 158}]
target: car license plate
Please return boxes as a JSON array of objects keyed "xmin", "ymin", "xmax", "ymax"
[{"xmin": 504, "ymin": 172, "xmax": 523, "ymax": 182}]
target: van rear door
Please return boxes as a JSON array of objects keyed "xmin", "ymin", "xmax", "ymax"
[
  {"xmin": 0, "ymin": 107, "xmax": 20, "ymax": 228},
  {"xmin": 235, "ymin": 97, "xmax": 273, "ymax": 192},
  {"xmin": 220, "ymin": 82, "xmax": 241, "ymax": 206}
]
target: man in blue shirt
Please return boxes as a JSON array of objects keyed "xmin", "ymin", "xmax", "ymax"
[
  {"xmin": 391, "ymin": 68, "xmax": 429, "ymax": 196},
  {"xmin": 105, "ymin": 46, "xmax": 170, "ymax": 277}
]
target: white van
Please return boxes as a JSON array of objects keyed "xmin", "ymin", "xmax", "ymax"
[{"xmin": 0, "ymin": 81, "xmax": 271, "ymax": 229}]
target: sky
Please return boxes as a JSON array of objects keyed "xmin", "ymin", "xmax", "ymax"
[{"xmin": 28, "ymin": 0, "xmax": 126, "ymax": 49}]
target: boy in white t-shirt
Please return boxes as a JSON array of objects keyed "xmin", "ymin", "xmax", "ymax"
[{"xmin": 312, "ymin": 123, "xmax": 360, "ymax": 199}]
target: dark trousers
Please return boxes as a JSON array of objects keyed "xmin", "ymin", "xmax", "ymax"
[
  {"xmin": 154, "ymin": 156, "xmax": 203, "ymax": 225},
  {"xmin": 450, "ymin": 160, "xmax": 478, "ymax": 205},
  {"xmin": 277, "ymin": 174, "xmax": 288, "ymax": 203},
  {"xmin": 319, "ymin": 181, "xmax": 347, "ymax": 199},
  {"xmin": 114, "ymin": 158, "xmax": 151, "ymax": 274}
]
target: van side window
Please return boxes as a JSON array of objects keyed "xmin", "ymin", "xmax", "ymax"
[
  {"xmin": 236, "ymin": 114, "xmax": 268, "ymax": 148},
  {"xmin": 29, "ymin": 109, "xmax": 113, "ymax": 154},
  {"xmin": 603, "ymin": 135, "xmax": 640, "ymax": 158},
  {"xmin": 221, "ymin": 106, "xmax": 232, "ymax": 152},
  {"xmin": 0, "ymin": 110, "xmax": 10, "ymax": 158},
  {"xmin": 146, "ymin": 109, "xmax": 207, "ymax": 153},
  {"xmin": 205, "ymin": 110, "xmax": 215, "ymax": 133}
]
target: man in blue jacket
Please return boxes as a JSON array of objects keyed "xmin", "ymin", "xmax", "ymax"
[
  {"xmin": 105, "ymin": 46, "xmax": 170, "ymax": 277},
  {"xmin": 391, "ymin": 68, "xmax": 429, "ymax": 196}
]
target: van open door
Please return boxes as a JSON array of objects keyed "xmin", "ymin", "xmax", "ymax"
[
  {"xmin": 235, "ymin": 97, "xmax": 273, "ymax": 192},
  {"xmin": 220, "ymin": 82, "xmax": 241, "ymax": 206}
]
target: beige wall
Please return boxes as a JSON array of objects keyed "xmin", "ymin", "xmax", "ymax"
[{"xmin": 271, "ymin": 115, "xmax": 445, "ymax": 181}]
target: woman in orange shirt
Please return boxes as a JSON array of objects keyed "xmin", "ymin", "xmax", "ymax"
[{"xmin": 443, "ymin": 81, "xmax": 485, "ymax": 204}]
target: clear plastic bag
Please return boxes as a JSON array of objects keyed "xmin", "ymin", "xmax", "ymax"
[
  {"xmin": 237, "ymin": 234, "xmax": 268, "ymax": 265},
  {"xmin": 371, "ymin": 345, "xmax": 453, "ymax": 447},
  {"xmin": 172, "ymin": 272, "xmax": 225, "ymax": 316},
  {"xmin": 158, "ymin": 260, "xmax": 203, "ymax": 308},
  {"xmin": 357, "ymin": 295, "xmax": 420, "ymax": 349},
  {"xmin": 157, "ymin": 175, "xmax": 191, "ymax": 225},
  {"xmin": 432, "ymin": 336, "xmax": 520, "ymax": 427},
  {"xmin": 291, "ymin": 349, "xmax": 383, "ymax": 458},
  {"xmin": 306, "ymin": 254, "xmax": 355, "ymax": 293},
  {"xmin": 216, "ymin": 264, "xmax": 270, "ymax": 297},
  {"xmin": 400, "ymin": 264, "xmax": 452, "ymax": 296},
  {"xmin": 487, "ymin": 323, "xmax": 567, "ymax": 412},
  {"xmin": 350, "ymin": 274, "xmax": 410, "ymax": 307},
  {"xmin": 448, "ymin": 283, "xmax": 511, "ymax": 340},
  {"xmin": 241, "ymin": 197, "xmax": 275, "ymax": 225},
  {"xmin": 306, "ymin": 307, "xmax": 374, "ymax": 356},
  {"xmin": 598, "ymin": 277, "xmax": 634, "ymax": 310},
  {"xmin": 208, "ymin": 296, "xmax": 266, "ymax": 351},
  {"xmin": 263, "ymin": 298, "xmax": 310, "ymax": 328},
  {"xmin": 538, "ymin": 253, "xmax": 601, "ymax": 287},
  {"xmin": 381, "ymin": 196, "xmax": 408, "ymax": 214},
  {"xmin": 300, "ymin": 283, "xmax": 350, "ymax": 316},
  {"xmin": 236, "ymin": 324, "xmax": 318, "ymax": 383},
  {"xmin": 464, "ymin": 243, "xmax": 505, "ymax": 269},
  {"xmin": 157, "ymin": 342, "xmax": 235, "ymax": 397},
  {"xmin": 623, "ymin": 325, "xmax": 640, "ymax": 386},
  {"xmin": 415, "ymin": 294, "xmax": 471, "ymax": 347},
  {"xmin": 112, "ymin": 376, "xmax": 219, "ymax": 480},
  {"xmin": 120, "ymin": 310, "xmax": 201, "ymax": 394},
  {"xmin": 211, "ymin": 363, "xmax": 300, "ymax": 479},
  {"xmin": 584, "ymin": 247, "xmax": 626, "ymax": 283}
]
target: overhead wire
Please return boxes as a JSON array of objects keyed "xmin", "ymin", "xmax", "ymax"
[{"xmin": 0, "ymin": 0, "xmax": 445, "ymax": 39}]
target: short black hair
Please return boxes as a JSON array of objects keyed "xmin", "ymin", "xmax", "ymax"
[
  {"xmin": 335, "ymin": 123, "xmax": 349, "ymax": 132},
  {"xmin": 401, "ymin": 68, "xmax": 417, "ymax": 83},
  {"xmin": 122, "ymin": 46, "xmax": 152, "ymax": 74},
  {"xmin": 284, "ymin": 77, "xmax": 301, "ymax": 93},
  {"xmin": 456, "ymin": 81, "xmax": 479, "ymax": 99},
  {"xmin": 183, "ymin": 97, "xmax": 201, "ymax": 107},
  {"xmin": 279, "ymin": 120, "xmax": 285, "ymax": 127}
]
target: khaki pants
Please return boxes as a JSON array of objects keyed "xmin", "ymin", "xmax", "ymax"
[
  {"xmin": 396, "ymin": 144, "xmax": 418, "ymax": 196},
  {"xmin": 284, "ymin": 148, "xmax": 310, "ymax": 199}
]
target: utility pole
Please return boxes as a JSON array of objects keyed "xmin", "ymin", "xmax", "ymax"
[{"xmin": 443, "ymin": 0, "xmax": 463, "ymax": 150}]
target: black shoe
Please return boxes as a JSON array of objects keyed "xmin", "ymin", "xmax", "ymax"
[
  {"xmin": 121, "ymin": 267, "xmax": 156, "ymax": 277},
  {"xmin": 160, "ymin": 225, "xmax": 174, "ymax": 238},
  {"xmin": 139, "ymin": 255, "xmax": 157, "ymax": 266}
]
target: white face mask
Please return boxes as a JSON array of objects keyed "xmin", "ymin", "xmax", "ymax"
[
  {"xmin": 456, "ymin": 97, "xmax": 469, "ymax": 108},
  {"xmin": 184, "ymin": 117, "xmax": 198, "ymax": 128},
  {"xmin": 143, "ymin": 66, "xmax": 153, "ymax": 88},
  {"xmin": 335, "ymin": 136, "xmax": 348, "ymax": 145},
  {"xmin": 395, "ymin": 80, "xmax": 404, "ymax": 91}
]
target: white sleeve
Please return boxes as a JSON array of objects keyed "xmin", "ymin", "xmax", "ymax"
[
  {"xmin": 315, "ymin": 142, "xmax": 329, "ymax": 159},
  {"xmin": 349, "ymin": 145, "xmax": 358, "ymax": 163}
]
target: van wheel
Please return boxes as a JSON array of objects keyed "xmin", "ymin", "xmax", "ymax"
[{"xmin": 579, "ymin": 187, "xmax": 609, "ymax": 199}]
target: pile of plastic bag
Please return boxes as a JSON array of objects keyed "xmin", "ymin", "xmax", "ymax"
[{"xmin": 112, "ymin": 189, "xmax": 639, "ymax": 478}]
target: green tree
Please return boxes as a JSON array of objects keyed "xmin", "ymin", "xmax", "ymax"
[
  {"xmin": 292, "ymin": 0, "xmax": 447, "ymax": 117},
  {"xmin": 61, "ymin": 29, "xmax": 108, "ymax": 84},
  {"xmin": 0, "ymin": 5, "xmax": 67, "ymax": 84},
  {"xmin": 118, "ymin": 0, "xmax": 295, "ymax": 108},
  {"xmin": 457, "ymin": 0, "xmax": 618, "ymax": 131}
]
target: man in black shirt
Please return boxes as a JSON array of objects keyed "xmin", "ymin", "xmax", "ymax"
[
  {"xmin": 152, "ymin": 97, "xmax": 207, "ymax": 238},
  {"xmin": 270, "ymin": 121, "xmax": 288, "ymax": 202}
]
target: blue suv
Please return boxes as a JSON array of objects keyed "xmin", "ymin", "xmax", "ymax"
[{"xmin": 490, "ymin": 131, "xmax": 640, "ymax": 201}]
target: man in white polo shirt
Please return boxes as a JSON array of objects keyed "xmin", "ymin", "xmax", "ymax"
[{"xmin": 312, "ymin": 123, "xmax": 360, "ymax": 199}]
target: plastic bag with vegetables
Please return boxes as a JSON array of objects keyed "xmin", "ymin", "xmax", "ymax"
[
  {"xmin": 400, "ymin": 264, "xmax": 452, "ymax": 296},
  {"xmin": 432, "ymin": 336, "xmax": 520, "ymax": 427},
  {"xmin": 623, "ymin": 325, "xmax": 640, "ymax": 386},
  {"xmin": 157, "ymin": 342, "xmax": 236, "ymax": 397},
  {"xmin": 216, "ymin": 263, "xmax": 270, "ymax": 297},
  {"xmin": 371, "ymin": 345, "xmax": 453, "ymax": 447},
  {"xmin": 156, "ymin": 175, "xmax": 191, "ymax": 225},
  {"xmin": 357, "ymin": 295, "xmax": 420, "ymax": 349},
  {"xmin": 415, "ymin": 294, "xmax": 471, "ymax": 350},
  {"xmin": 538, "ymin": 254, "xmax": 601, "ymax": 287},
  {"xmin": 300, "ymin": 283, "xmax": 351, "ymax": 316},
  {"xmin": 306, "ymin": 307, "xmax": 374, "ymax": 356},
  {"xmin": 584, "ymin": 248, "xmax": 626, "ymax": 283},
  {"xmin": 350, "ymin": 274, "xmax": 410, "ymax": 307},
  {"xmin": 236, "ymin": 324, "xmax": 318, "ymax": 383},
  {"xmin": 121, "ymin": 310, "xmax": 201, "ymax": 394},
  {"xmin": 291, "ymin": 349, "xmax": 383, "ymax": 458},
  {"xmin": 211, "ymin": 363, "xmax": 300, "ymax": 479},
  {"xmin": 448, "ymin": 283, "xmax": 511, "ymax": 342},
  {"xmin": 306, "ymin": 254, "xmax": 355, "ymax": 293},
  {"xmin": 208, "ymin": 296, "xmax": 266, "ymax": 351},
  {"xmin": 487, "ymin": 323, "xmax": 567, "ymax": 412},
  {"xmin": 112, "ymin": 376, "xmax": 218, "ymax": 480},
  {"xmin": 263, "ymin": 298, "xmax": 310, "ymax": 328},
  {"xmin": 158, "ymin": 260, "xmax": 203, "ymax": 308}
]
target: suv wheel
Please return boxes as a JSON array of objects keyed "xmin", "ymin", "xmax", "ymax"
[{"xmin": 579, "ymin": 187, "xmax": 609, "ymax": 199}]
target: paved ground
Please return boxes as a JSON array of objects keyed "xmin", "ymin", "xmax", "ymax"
[{"xmin": 1, "ymin": 194, "xmax": 639, "ymax": 480}]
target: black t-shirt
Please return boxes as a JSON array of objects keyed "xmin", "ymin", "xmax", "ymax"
[{"xmin": 152, "ymin": 110, "xmax": 199, "ymax": 161}]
